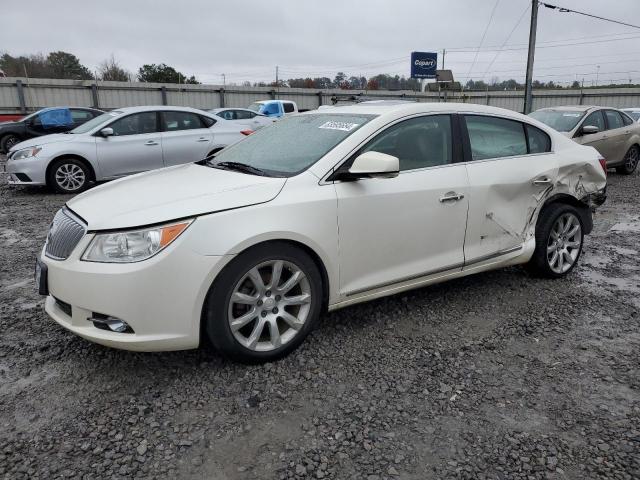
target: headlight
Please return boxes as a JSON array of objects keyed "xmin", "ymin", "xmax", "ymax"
[
  {"xmin": 12, "ymin": 146, "xmax": 42, "ymax": 160},
  {"xmin": 82, "ymin": 220, "xmax": 192, "ymax": 263}
]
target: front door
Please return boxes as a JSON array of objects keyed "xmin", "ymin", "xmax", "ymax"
[
  {"xmin": 160, "ymin": 111, "xmax": 213, "ymax": 166},
  {"xmin": 462, "ymin": 114, "xmax": 558, "ymax": 263},
  {"xmin": 335, "ymin": 114, "xmax": 469, "ymax": 296},
  {"xmin": 575, "ymin": 110, "xmax": 617, "ymax": 161},
  {"xmin": 96, "ymin": 111, "xmax": 164, "ymax": 178}
]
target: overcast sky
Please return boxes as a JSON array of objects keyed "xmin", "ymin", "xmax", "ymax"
[{"xmin": 2, "ymin": 0, "xmax": 640, "ymax": 86}]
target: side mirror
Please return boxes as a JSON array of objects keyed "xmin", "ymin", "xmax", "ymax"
[
  {"xmin": 347, "ymin": 151, "xmax": 399, "ymax": 179},
  {"xmin": 581, "ymin": 125, "xmax": 599, "ymax": 135},
  {"xmin": 100, "ymin": 127, "xmax": 114, "ymax": 137}
]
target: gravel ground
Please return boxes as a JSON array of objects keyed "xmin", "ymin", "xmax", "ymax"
[{"xmin": 0, "ymin": 155, "xmax": 638, "ymax": 480}]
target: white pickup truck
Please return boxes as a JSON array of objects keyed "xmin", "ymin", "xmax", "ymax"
[{"xmin": 247, "ymin": 100, "xmax": 300, "ymax": 119}]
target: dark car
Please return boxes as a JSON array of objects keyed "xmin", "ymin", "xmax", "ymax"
[{"xmin": 0, "ymin": 107, "xmax": 103, "ymax": 153}]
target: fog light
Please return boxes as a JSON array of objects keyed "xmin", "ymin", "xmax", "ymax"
[{"xmin": 88, "ymin": 313, "xmax": 134, "ymax": 333}]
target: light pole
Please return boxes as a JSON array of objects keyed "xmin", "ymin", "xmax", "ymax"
[
  {"xmin": 523, "ymin": 0, "xmax": 539, "ymax": 114},
  {"xmin": 596, "ymin": 65, "xmax": 600, "ymax": 86}
]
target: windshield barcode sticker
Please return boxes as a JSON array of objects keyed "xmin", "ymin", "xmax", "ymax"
[{"xmin": 319, "ymin": 121, "xmax": 360, "ymax": 132}]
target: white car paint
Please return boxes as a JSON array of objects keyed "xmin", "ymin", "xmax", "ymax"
[
  {"xmin": 38, "ymin": 102, "xmax": 606, "ymax": 354},
  {"xmin": 5, "ymin": 106, "xmax": 248, "ymax": 190},
  {"xmin": 209, "ymin": 108, "xmax": 276, "ymax": 130}
]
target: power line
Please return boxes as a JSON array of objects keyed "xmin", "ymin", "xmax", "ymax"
[
  {"xmin": 467, "ymin": 0, "xmax": 501, "ymax": 75},
  {"xmin": 540, "ymin": 2, "xmax": 640, "ymax": 30}
]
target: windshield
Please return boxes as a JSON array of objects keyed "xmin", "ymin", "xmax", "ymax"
[
  {"xmin": 529, "ymin": 110, "xmax": 586, "ymax": 132},
  {"xmin": 247, "ymin": 102, "xmax": 262, "ymax": 113},
  {"xmin": 208, "ymin": 113, "xmax": 376, "ymax": 177},
  {"xmin": 70, "ymin": 111, "xmax": 121, "ymax": 134}
]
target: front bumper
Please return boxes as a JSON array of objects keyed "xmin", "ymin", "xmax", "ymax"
[
  {"xmin": 40, "ymin": 233, "xmax": 232, "ymax": 352},
  {"xmin": 5, "ymin": 153, "xmax": 49, "ymax": 185}
]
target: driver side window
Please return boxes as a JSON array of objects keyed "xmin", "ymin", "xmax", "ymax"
[
  {"xmin": 583, "ymin": 111, "xmax": 605, "ymax": 132},
  {"xmin": 360, "ymin": 115, "xmax": 452, "ymax": 171},
  {"xmin": 110, "ymin": 112, "xmax": 158, "ymax": 136}
]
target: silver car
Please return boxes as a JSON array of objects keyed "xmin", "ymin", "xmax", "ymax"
[
  {"xmin": 529, "ymin": 106, "xmax": 640, "ymax": 175},
  {"xmin": 6, "ymin": 106, "xmax": 250, "ymax": 193}
]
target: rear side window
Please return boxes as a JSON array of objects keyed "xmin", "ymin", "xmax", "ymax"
[
  {"xmin": 283, "ymin": 102, "xmax": 295, "ymax": 113},
  {"xmin": 235, "ymin": 110, "xmax": 254, "ymax": 120},
  {"xmin": 526, "ymin": 125, "xmax": 551, "ymax": 153},
  {"xmin": 604, "ymin": 110, "xmax": 624, "ymax": 130},
  {"xmin": 621, "ymin": 113, "xmax": 634, "ymax": 126},
  {"xmin": 71, "ymin": 110, "xmax": 92, "ymax": 121},
  {"xmin": 163, "ymin": 111, "xmax": 206, "ymax": 131},
  {"xmin": 465, "ymin": 115, "xmax": 527, "ymax": 160},
  {"xmin": 200, "ymin": 115, "xmax": 215, "ymax": 127}
]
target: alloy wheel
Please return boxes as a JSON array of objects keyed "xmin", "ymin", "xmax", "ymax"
[
  {"xmin": 546, "ymin": 213, "xmax": 582, "ymax": 274},
  {"xmin": 55, "ymin": 164, "xmax": 86, "ymax": 191},
  {"xmin": 624, "ymin": 147, "xmax": 639, "ymax": 172},
  {"xmin": 227, "ymin": 260, "xmax": 312, "ymax": 352},
  {"xmin": 5, "ymin": 135, "xmax": 19, "ymax": 150}
]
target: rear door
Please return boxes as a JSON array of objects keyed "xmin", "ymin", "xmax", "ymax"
[
  {"xmin": 335, "ymin": 114, "xmax": 469, "ymax": 296},
  {"xmin": 462, "ymin": 114, "xmax": 557, "ymax": 265},
  {"xmin": 160, "ymin": 111, "xmax": 213, "ymax": 166},
  {"xmin": 96, "ymin": 111, "xmax": 164, "ymax": 178},
  {"xmin": 603, "ymin": 110, "xmax": 630, "ymax": 164}
]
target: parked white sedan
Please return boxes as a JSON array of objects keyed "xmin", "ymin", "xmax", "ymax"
[
  {"xmin": 6, "ymin": 106, "xmax": 250, "ymax": 193},
  {"xmin": 209, "ymin": 107, "xmax": 275, "ymax": 130},
  {"xmin": 36, "ymin": 102, "xmax": 607, "ymax": 363}
]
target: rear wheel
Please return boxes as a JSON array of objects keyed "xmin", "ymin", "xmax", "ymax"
[
  {"xmin": 0, "ymin": 134, "xmax": 20, "ymax": 153},
  {"xmin": 204, "ymin": 243, "xmax": 323, "ymax": 363},
  {"xmin": 47, "ymin": 158, "xmax": 91, "ymax": 194},
  {"xmin": 527, "ymin": 203, "xmax": 584, "ymax": 278},
  {"xmin": 616, "ymin": 145, "xmax": 639, "ymax": 175}
]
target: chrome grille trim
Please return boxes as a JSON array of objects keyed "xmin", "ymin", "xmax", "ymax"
[{"xmin": 44, "ymin": 208, "xmax": 86, "ymax": 260}]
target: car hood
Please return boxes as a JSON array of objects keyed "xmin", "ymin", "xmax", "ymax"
[
  {"xmin": 66, "ymin": 163, "xmax": 287, "ymax": 230},
  {"xmin": 10, "ymin": 133, "xmax": 78, "ymax": 151},
  {"xmin": 0, "ymin": 121, "xmax": 20, "ymax": 128}
]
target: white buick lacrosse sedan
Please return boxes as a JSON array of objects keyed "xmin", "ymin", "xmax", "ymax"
[{"xmin": 36, "ymin": 102, "xmax": 607, "ymax": 363}]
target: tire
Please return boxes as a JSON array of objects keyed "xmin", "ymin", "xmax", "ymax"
[
  {"xmin": 47, "ymin": 157, "xmax": 91, "ymax": 194},
  {"xmin": 204, "ymin": 242, "xmax": 323, "ymax": 364},
  {"xmin": 527, "ymin": 203, "xmax": 585, "ymax": 278},
  {"xmin": 616, "ymin": 145, "xmax": 639, "ymax": 175},
  {"xmin": 0, "ymin": 134, "xmax": 20, "ymax": 154}
]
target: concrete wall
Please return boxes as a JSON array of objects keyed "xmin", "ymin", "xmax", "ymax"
[{"xmin": 1, "ymin": 77, "xmax": 640, "ymax": 115}]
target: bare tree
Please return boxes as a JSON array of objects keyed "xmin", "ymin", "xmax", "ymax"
[{"xmin": 98, "ymin": 55, "xmax": 130, "ymax": 82}]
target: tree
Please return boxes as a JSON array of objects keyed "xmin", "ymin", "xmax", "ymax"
[
  {"xmin": 571, "ymin": 80, "xmax": 581, "ymax": 89},
  {"xmin": 98, "ymin": 55, "xmax": 130, "ymax": 82},
  {"xmin": 47, "ymin": 51, "xmax": 93, "ymax": 80},
  {"xmin": 137, "ymin": 63, "xmax": 199, "ymax": 84}
]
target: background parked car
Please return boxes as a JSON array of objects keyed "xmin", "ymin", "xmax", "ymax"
[
  {"xmin": 208, "ymin": 107, "xmax": 275, "ymax": 130},
  {"xmin": 622, "ymin": 108, "xmax": 640, "ymax": 122},
  {"xmin": 0, "ymin": 107, "xmax": 103, "ymax": 153},
  {"xmin": 247, "ymin": 100, "xmax": 300, "ymax": 118},
  {"xmin": 529, "ymin": 106, "xmax": 640, "ymax": 174},
  {"xmin": 6, "ymin": 106, "xmax": 250, "ymax": 193}
]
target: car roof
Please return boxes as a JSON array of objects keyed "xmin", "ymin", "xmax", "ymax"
[
  {"xmin": 305, "ymin": 101, "xmax": 531, "ymax": 119},
  {"xmin": 107, "ymin": 105, "xmax": 210, "ymax": 115}
]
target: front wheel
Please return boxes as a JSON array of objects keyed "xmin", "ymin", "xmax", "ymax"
[
  {"xmin": 204, "ymin": 243, "xmax": 323, "ymax": 363},
  {"xmin": 0, "ymin": 134, "xmax": 20, "ymax": 153},
  {"xmin": 47, "ymin": 158, "xmax": 91, "ymax": 194},
  {"xmin": 616, "ymin": 145, "xmax": 639, "ymax": 175},
  {"xmin": 527, "ymin": 203, "xmax": 584, "ymax": 278}
]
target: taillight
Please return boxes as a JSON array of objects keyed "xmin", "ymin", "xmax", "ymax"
[
  {"xmin": 240, "ymin": 130, "xmax": 254, "ymax": 136},
  {"xmin": 598, "ymin": 155, "xmax": 607, "ymax": 176}
]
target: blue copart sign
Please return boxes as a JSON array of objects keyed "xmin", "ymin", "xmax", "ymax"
[{"xmin": 410, "ymin": 52, "xmax": 437, "ymax": 79}]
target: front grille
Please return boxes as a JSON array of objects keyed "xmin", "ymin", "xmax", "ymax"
[{"xmin": 45, "ymin": 208, "xmax": 86, "ymax": 260}]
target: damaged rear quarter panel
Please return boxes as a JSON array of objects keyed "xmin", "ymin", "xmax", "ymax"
[{"xmin": 463, "ymin": 139, "xmax": 606, "ymax": 264}]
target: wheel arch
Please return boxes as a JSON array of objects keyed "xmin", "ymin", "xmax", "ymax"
[
  {"xmin": 46, "ymin": 154, "xmax": 96, "ymax": 185},
  {"xmin": 539, "ymin": 193, "xmax": 593, "ymax": 234},
  {"xmin": 198, "ymin": 238, "xmax": 331, "ymax": 345}
]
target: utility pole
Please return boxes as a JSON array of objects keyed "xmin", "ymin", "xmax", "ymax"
[
  {"xmin": 442, "ymin": 49, "xmax": 446, "ymax": 69},
  {"xmin": 275, "ymin": 65, "xmax": 279, "ymax": 86},
  {"xmin": 523, "ymin": 0, "xmax": 539, "ymax": 114},
  {"xmin": 222, "ymin": 73, "xmax": 226, "ymax": 86},
  {"xmin": 596, "ymin": 65, "xmax": 600, "ymax": 86}
]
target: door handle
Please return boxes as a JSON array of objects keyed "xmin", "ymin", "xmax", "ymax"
[
  {"xmin": 144, "ymin": 140, "xmax": 159, "ymax": 146},
  {"xmin": 196, "ymin": 137, "xmax": 209, "ymax": 142},
  {"xmin": 533, "ymin": 177, "xmax": 552, "ymax": 185},
  {"xmin": 439, "ymin": 192, "xmax": 465, "ymax": 203}
]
